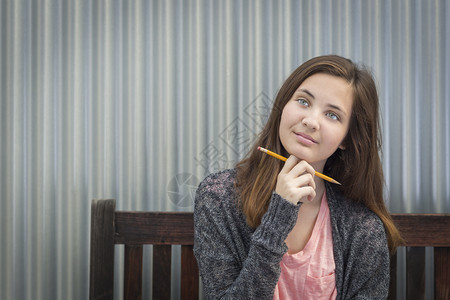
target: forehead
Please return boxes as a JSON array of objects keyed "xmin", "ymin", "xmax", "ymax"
[{"xmin": 295, "ymin": 73, "xmax": 354, "ymax": 110}]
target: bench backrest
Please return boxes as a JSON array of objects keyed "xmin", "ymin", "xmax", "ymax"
[
  {"xmin": 389, "ymin": 214, "xmax": 450, "ymax": 299},
  {"xmin": 89, "ymin": 199, "xmax": 198, "ymax": 300},
  {"xmin": 89, "ymin": 199, "xmax": 450, "ymax": 299}
]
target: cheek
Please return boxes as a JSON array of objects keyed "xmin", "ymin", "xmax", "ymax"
[
  {"xmin": 278, "ymin": 118, "xmax": 287, "ymax": 141},
  {"xmin": 329, "ymin": 128, "xmax": 349, "ymax": 149},
  {"xmin": 279, "ymin": 109, "xmax": 292, "ymax": 143},
  {"xmin": 279, "ymin": 105, "xmax": 295, "ymax": 127},
  {"xmin": 279, "ymin": 109, "xmax": 288, "ymax": 131}
]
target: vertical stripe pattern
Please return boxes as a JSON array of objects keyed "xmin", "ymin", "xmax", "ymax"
[{"xmin": 1, "ymin": 0, "xmax": 449, "ymax": 299}]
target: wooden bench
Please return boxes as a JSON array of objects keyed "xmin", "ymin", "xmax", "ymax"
[
  {"xmin": 89, "ymin": 199, "xmax": 198, "ymax": 300},
  {"xmin": 89, "ymin": 199, "xmax": 450, "ymax": 299},
  {"xmin": 388, "ymin": 214, "xmax": 450, "ymax": 299}
]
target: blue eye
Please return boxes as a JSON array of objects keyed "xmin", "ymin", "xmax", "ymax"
[
  {"xmin": 297, "ymin": 98, "xmax": 309, "ymax": 106},
  {"xmin": 326, "ymin": 112, "xmax": 340, "ymax": 121}
]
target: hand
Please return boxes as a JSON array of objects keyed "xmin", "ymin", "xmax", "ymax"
[{"xmin": 275, "ymin": 155, "xmax": 316, "ymax": 205}]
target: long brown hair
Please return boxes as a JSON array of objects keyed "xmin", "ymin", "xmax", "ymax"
[{"xmin": 236, "ymin": 55, "xmax": 402, "ymax": 253}]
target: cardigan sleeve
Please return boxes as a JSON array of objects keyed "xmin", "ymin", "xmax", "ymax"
[{"xmin": 193, "ymin": 171, "xmax": 299, "ymax": 299}]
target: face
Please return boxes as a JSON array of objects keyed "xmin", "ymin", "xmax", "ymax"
[{"xmin": 279, "ymin": 73, "xmax": 354, "ymax": 172}]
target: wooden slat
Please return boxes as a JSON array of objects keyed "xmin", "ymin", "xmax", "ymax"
[
  {"xmin": 406, "ymin": 247, "xmax": 425, "ymax": 299},
  {"xmin": 153, "ymin": 245, "xmax": 172, "ymax": 300},
  {"xmin": 434, "ymin": 247, "xmax": 450, "ymax": 300},
  {"xmin": 89, "ymin": 199, "xmax": 116, "ymax": 300},
  {"xmin": 181, "ymin": 245, "xmax": 199, "ymax": 300},
  {"xmin": 115, "ymin": 212, "xmax": 194, "ymax": 245},
  {"xmin": 392, "ymin": 214, "xmax": 450, "ymax": 246},
  {"xmin": 124, "ymin": 245, "xmax": 143, "ymax": 300}
]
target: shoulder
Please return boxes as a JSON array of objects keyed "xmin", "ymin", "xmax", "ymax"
[
  {"xmin": 197, "ymin": 169, "xmax": 237, "ymax": 193},
  {"xmin": 194, "ymin": 169, "xmax": 250, "ymax": 247},
  {"xmin": 196, "ymin": 169, "xmax": 237, "ymax": 200},
  {"xmin": 194, "ymin": 169, "xmax": 239, "ymax": 212}
]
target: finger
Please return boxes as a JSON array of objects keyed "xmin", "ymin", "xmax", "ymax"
[
  {"xmin": 291, "ymin": 172, "xmax": 316, "ymax": 190},
  {"xmin": 276, "ymin": 171, "xmax": 316, "ymax": 204},
  {"xmin": 295, "ymin": 186, "xmax": 317, "ymax": 204},
  {"xmin": 290, "ymin": 160, "xmax": 316, "ymax": 179},
  {"xmin": 302, "ymin": 186, "xmax": 317, "ymax": 202},
  {"xmin": 279, "ymin": 155, "xmax": 300, "ymax": 174}
]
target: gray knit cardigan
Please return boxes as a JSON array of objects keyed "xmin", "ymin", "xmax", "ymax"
[{"xmin": 193, "ymin": 169, "xmax": 390, "ymax": 299}]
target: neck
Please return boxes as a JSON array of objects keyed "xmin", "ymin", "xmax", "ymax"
[
  {"xmin": 310, "ymin": 160, "xmax": 326, "ymax": 174},
  {"xmin": 311, "ymin": 177, "xmax": 325, "ymax": 206}
]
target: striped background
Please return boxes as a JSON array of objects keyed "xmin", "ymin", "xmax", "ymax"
[{"xmin": 1, "ymin": 0, "xmax": 449, "ymax": 299}]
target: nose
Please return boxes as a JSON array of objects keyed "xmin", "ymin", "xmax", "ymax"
[{"xmin": 302, "ymin": 116, "xmax": 319, "ymax": 130}]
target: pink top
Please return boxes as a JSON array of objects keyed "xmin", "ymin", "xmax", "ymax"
[{"xmin": 273, "ymin": 192, "xmax": 337, "ymax": 300}]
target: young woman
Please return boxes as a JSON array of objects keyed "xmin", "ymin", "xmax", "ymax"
[{"xmin": 194, "ymin": 55, "xmax": 402, "ymax": 299}]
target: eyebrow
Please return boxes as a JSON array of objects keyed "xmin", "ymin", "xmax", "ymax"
[
  {"xmin": 297, "ymin": 88, "xmax": 348, "ymax": 117},
  {"xmin": 298, "ymin": 88, "xmax": 315, "ymax": 99},
  {"xmin": 328, "ymin": 104, "xmax": 347, "ymax": 116}
]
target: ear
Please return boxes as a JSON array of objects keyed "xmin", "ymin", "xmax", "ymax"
[{"xmin": 338, "ymin": 144, "xmax": 346, "ymax": 150}]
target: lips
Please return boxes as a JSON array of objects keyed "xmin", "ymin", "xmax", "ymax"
[{"xmin": 294, "ymin": 132, "xmax": 318, "ymax": 145}]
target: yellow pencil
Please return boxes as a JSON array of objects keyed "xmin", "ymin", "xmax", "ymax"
[{"xmin": 257, "ymin": 146, "xmax": 342, "ymax": 185}]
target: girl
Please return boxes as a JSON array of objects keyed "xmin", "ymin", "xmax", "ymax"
[{"xmin": 194, "ymin": 55, "xmax": 402, "ymax": 299}]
